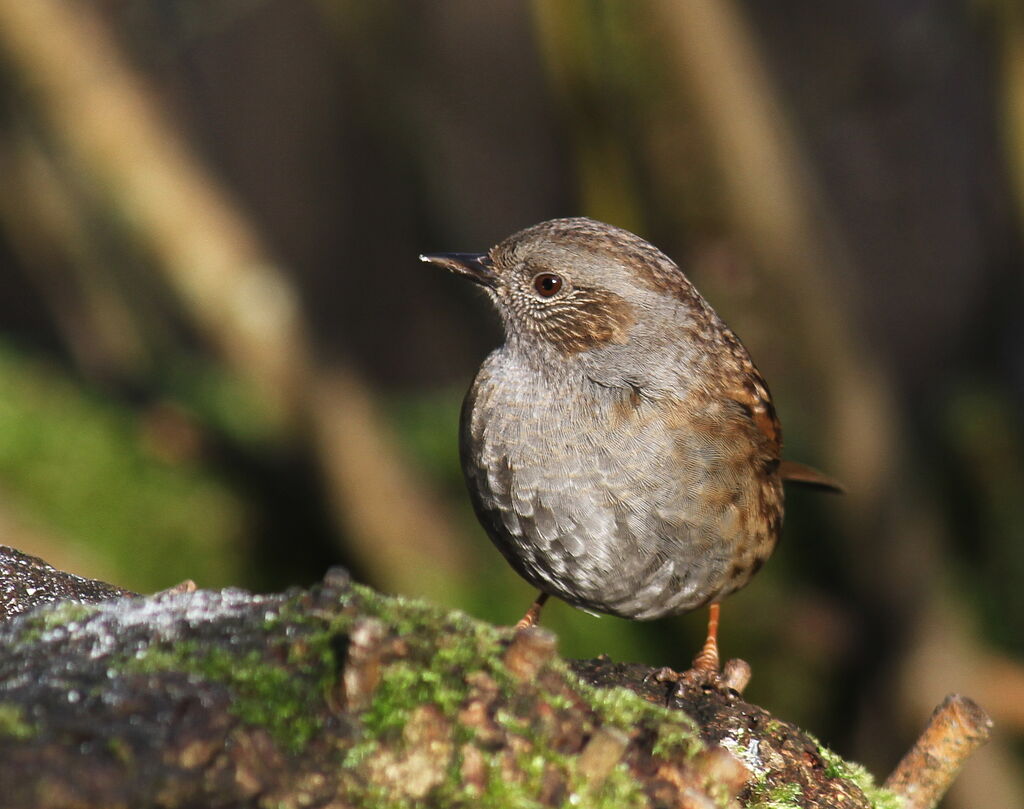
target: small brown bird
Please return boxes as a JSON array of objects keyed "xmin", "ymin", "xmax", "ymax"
[{"xmin": 422, "ymin": 218, "xmax": 839, "ymax": 675}]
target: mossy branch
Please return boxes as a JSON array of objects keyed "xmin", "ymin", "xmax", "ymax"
[{"xmin": 0, "ymin": 545, "xmax": 986, "ymax": 808}]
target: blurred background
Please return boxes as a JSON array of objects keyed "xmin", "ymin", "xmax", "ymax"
[{"xmin": 0, "ymin": 0, "xmax": 1021, "ymax": 804}]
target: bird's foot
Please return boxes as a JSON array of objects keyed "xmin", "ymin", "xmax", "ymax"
[
  {"xmin": 670, "ymin": 602, "xmax": 752, "ymax": 692},
  {"xmin": 680, "ymin": 657, "xmax": 752, "ymax": 694},
  {"xmin": 649, "ymin": 657, "xmax": 751, "ymax": 696}
]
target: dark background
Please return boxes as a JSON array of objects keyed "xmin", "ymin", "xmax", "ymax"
[{"xmin": 0, "ymin": 2, "xmax": 1021, "ymax": 804}]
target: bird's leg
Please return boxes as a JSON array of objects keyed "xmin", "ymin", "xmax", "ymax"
[
  {"xmin": 673, "ymin": 604, "xmax": 752, "ymax": 693},
  {"xmin": 515, "ymin": 592, "xmax": 550, "ymax": 630},
  {"xmin": 648, "ymin": 603, "xmax": 722, "ymax": 693},
  {"xmin": 691, "ymin": 603, "xmax": 721, "ymax": 673}
]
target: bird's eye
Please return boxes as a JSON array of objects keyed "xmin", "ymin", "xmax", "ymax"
[{"xmin": 532, "ymin": 273, "xmax": 563, "ymax": 297}]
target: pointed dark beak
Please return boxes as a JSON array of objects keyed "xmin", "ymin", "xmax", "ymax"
[{"xmin": 419, "ymin": 252, "xmax": 497, "ymax": 288}]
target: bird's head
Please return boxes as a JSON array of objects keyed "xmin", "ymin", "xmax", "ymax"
[{"xmin": 421, "ymin": 217, "xmax": 716, "ymax": 381}]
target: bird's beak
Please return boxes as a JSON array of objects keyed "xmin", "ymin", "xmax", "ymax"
[{"xmin": 419, "ymin": 252, "xmax": 497, "ymax": 288}]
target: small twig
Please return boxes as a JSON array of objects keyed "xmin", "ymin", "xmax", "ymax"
[
  {"xmin": 577, "ymin": 728, "xmax": 630, "ymax": 785},
  {"xmin": 884, "ymin": 693, "xmax": 993, "ymax": 809},
  {"xmin": 503, "ymin": 626, "xmax": 558, "ymax": 682},
  {"xmin": 721, "ymin": 658, "xmax": 752, "ymax": 694}
]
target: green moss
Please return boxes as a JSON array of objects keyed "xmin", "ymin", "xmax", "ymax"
[
  {"xmin": 740, "ymin": 732, "xmax": 902, "ymax": 809},
  {"xmin": 0, "ymin": 702, "xmax": 36, "ymax": 740},
  {"xmin": 704, "ymin": 779, "xmax": 734, "ymax": 809},
  {"xmin": 352, "ymin": 584, "xmax": 492, "ymax": 644},
  {"xmin": 815, "ymin": 740, "xmax": 904, "ymax": 809},
  {"xmin": 347, "ymin": 589, "xmax": 506, "ymax": 731},
  {"xmin": 14, "ymin": 602, "xmax": 99, "ymax": 645},
  {"xmin": 579, "ymin": 680, "xmax": 702, "ymax": 760},
  {"xmin": 112, "ymin": 583, "xmax": 496, "ymax": 766},
  {"xmin": 126, "ymin": 639, "xmax": 330, "ymax": 754},
  {"xmin": 434, "ymin": 736, "xmax": 648, "ymax": 809},
  {"xmin": 721, "ymin": 727, "xmax": 798, "ymax": 809},
  {"xmin": 359, "ymin": 660, "xmax": 433, "ymax": 741},
  {"xmin": 746, "ymin": 782, "xmax": 803, "ymax": 809},
  {"xmin": 581, "ymin": 761, "xmax": 650, "ymax": 808},
  {"xmin": 37, "ymin": 602, "xmax": 97, "ymax": 628},
  {"xmin": 338, "ymin": 584, "xmax": 669, "ymax": 807}
]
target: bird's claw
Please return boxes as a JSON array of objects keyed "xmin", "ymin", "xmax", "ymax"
[
  {"xmin": 673, "ymin": 657, "xmax": 752, "ymax": 695},
  {"xmin": 644, "ymin": 666, "xmax": 682, "ymax": 685}
]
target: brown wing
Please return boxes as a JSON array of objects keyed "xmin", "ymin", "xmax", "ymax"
[
  {"xmin": 728, "ymin": 369, "xmax": 782, "ymax": 463},
  {"xmin": 716, "ymin": 325, "xmax": 782, "ymax": 462}
]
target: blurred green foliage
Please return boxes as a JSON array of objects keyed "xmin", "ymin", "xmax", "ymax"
[{"xmin": 0, "ymin": 342, "xmax": 246, "ymax": 591}]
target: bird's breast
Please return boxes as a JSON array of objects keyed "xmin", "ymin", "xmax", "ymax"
[{"xmin": 460, "ymin": 351, "xmax": 782, "ymax": 619}]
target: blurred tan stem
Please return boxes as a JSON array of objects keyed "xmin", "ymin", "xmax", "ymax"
[
  {"xmin": 311, "ymin": 369, "xmax": 470, "ymax": 597},
  {"xmin": 0, "ymin": 126, "xmax": 149, "ymax": 378},
  {"xmin": 0, "ymin": 0, "xmax": 468, "ymax": 599},
  {"xmin": 530, "ymin": 2, "xmax": 645, "ymax": 232},
  {"xmin": 1000, "ymin": 3, "xmax": 1024, "ymax": 230}
]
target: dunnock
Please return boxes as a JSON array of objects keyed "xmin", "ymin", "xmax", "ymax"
[{"xmin": 422, "ymin": 217, "xmax": 838, "ymax": 673}]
